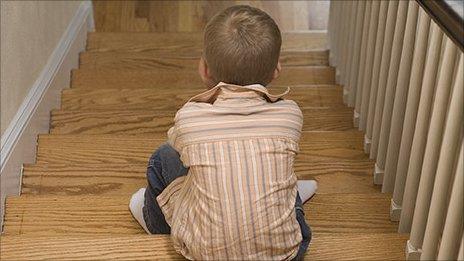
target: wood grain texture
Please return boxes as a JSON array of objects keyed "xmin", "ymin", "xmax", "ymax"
[
  {"xmin": 79, "ymin": 50, "xmax": 330, "ymax": 70},
  {"xmin": 1, "ymin": 235, "xmax": 182, "ymax": 260},
  {"xmin": 71, "ymin": 67, "xmax": 335, "ymax": 89},
  {"xmin": 60, "ymin": 86, "xmax": 344, "ymax": 111},
  {"xmin": 308, "ymin": 233, "xmax": 408, "ymax": 260},
  {"xmin": 0, "ymin": 3, "xmax": 406, "ymax": 260},
  {"xmin": 87, "ymin": 32, "xmax": 327, "ymax": 53},
  {"xmin": 307, "ymin": 194, "xmax": 397, "ymax": 233},
  {"xmin": 35, "ymin": 132, "xmax": 367, "ymax": 165},
  {"xmin": 92, "ymin": 1, "xmax": 327, "ymax": 32},
  {"xmin": 3, "ymin": 194, "xmax": 396, "ymax": 236},
  {"xmin": 50, "ymin": 107, "xmax": 354, "ymax": 135},
  {"xmin": 21, "ymin": 158, "xmax": 376, "ymax": 196},
  {"xmin": 0, "ymin": 233, "xmax": 408, "ymax": 260}
]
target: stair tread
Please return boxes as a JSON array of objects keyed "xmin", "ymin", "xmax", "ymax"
[
  {"xmin": 0, "ymin": 233, "xmax": 408, "ymax": 260},
  {"xmin": 22, "ymin": 158, "xmax": 377, "ymax": 196},
  {"xmin": 86, "ymin": 32, "xmax": 328, "ymax": 53},
  {"xmin": 3, "ymin": 193, "xmax": 396, "ymax": 236},
  {"xmin": 35, "ymin": 132, "xmax": 367, "ymax": 165},
  {"xmin": 61, "ymin": 85, "xmax": 344, "ymax": 111},
  {"xmin": 50, "ymin": 107, "xmax": 354, "ymax": 135},
  {"xmin": 79, "ymin": 50, "xmax": 329, "ymax": 70},
  {"xmin": 71, "ymin": 67, "xmax": 335, "ymax": 89}
]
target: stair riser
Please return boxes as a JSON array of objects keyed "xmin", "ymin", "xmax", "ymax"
[
  {"xmin": 71, "ymin": 67, "xmax": 336, "ymax": 89},
  {"xmin": 79, "ymin": 50, "xmax": 329, "ymax": 71},
  {"xmin": 61, "ymin": 86, "xmax": 344, "ymax": 111},
  {"xmin": 50, "ymin": 108, "xmax": 355, "ymax": 135},
  {"xmin": 87, "ymin": 32, "xmax": 328, "ymax": 53}
]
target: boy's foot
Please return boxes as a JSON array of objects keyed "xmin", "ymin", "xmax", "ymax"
[
  {"xmin": 129, "ymin": 188, "xmax": 151, "ymax": 234},
  {"xmin": 297, "ymin": 180, "xmax": 318, "ymax": 204}
]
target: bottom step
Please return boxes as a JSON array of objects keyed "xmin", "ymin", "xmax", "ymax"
[
  {"xmin": 0, "ymin": 233, "xmax": 408, "ymax": 260},
  {"xmin": 3, "ymin": 194, "xmax": 397, "ymax": 235}
]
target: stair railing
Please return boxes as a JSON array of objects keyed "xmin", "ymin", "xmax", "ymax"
[{"xmin": 328, "ymin": 0, "xmax": 464, "ymax": 260}]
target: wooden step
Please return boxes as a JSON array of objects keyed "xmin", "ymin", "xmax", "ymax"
[
  {"xmin": 61, "ymin": 85, "xmax": 344, "ymax": 111},
  {"xmin": 0, "ymin": 233, "xmax": 408, "ymax": 260},
  {"xmin": 71, "ymin": 67, "xmax": 335, "ymax": 89},
  {"xmin": 86, "ymin": 32, "xmax": 327, "ymax": 53},
  {"xmin": 0, "ymin": 235, "xmax": 183, "ymax": 260},
  {"xmin": 3, "ymin": 193, "xmax": 396, "ymax": 236},
  {"xmin": 21, "ymin": 158, "xmax": 377, "ymax": 196},
  {"xmin": 79, "ymin": 50, "xmax": 329, "ymax": 70},
  {"xmin": 35, "ymin": 132, "xmax": 367, "ymax": 165},
  {"xmin": 50, "ymin": 108, "xmax": 354, "ymax": 135}
]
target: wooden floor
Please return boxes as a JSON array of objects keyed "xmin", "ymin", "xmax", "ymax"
[
  {"xmin": 1, "ymin": 15, "xmax": 407, "ymax": 261},
  {"xmin": 93, "ymin": 0, "xmax": 329, "ymax": 32}
]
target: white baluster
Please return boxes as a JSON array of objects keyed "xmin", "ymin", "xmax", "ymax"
[
  {"xmin": 421, "ymin": 54, "xmax": 463, "ymax": 260},
  {"xmin": 374, "ymin": 0, "xmax": 409, "ymax": 185},
  {"xmin": 382, "ymin": 1, "xmax": 419, "ymax": 193},
  {"xmin": 364, "ymin": 0, "xmax": 396, "ymax": 155},
  {"xmin": 408, "ymin": 37, "xmax": 458, "ymax": 259},
  {"xmin": 337, "ymin": 0, "xmax": 350, "ymax": 86},
  {"xmin": 390, "ymin": 9, "xmax": 431, "ymax": 222},
  {"xmin": 353, "ymin": 1, "xmax": 372, "ymax": 126},
  {"xmin": 347, "ymin": 0, "xmax": 367, "ymax": 108},
  {"xmin": 437, "ymin": 139, "xmax": 464, "ymax": 260},
  {"xmin": 458, "ymin": 235, "xmax": 464, "ymax": 261},
  {"xmin": 343, "ymin": 1, "xmax": 360, "ymax": 104},
  {"xmin": 328, "ymin": 0, "xmax": 336, "ymax": 66},
  {"xmin": 369, "ymin": 0, "xmax": 399, "ymax": 164},
  {"xmin": 359, "ymin": 0, "xmax": 381, "ymax": 131},
  {"xmin": 398, "ymin": 22, "xmax": 443, "ymax": 234}
]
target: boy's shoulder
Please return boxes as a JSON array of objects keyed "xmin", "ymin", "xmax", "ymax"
[
  {"xmin": 178, "ymin": 98, "xmax": 301, "ymax": 111},
  {"xmin": 174, "ymin": 99, "xmax": 302, "ymax": 122}
]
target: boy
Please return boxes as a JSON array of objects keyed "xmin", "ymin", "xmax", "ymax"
[{"xmin": 129, "ymin": 5, "xmax": 317, "ymax": 260}]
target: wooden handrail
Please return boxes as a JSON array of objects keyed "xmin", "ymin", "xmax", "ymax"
[{"xmin": 416, "ymin": 0, "xmax": 463, "ymax": 51}]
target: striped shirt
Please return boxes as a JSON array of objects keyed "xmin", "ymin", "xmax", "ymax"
[{"xmin": 157, "ymin": 82, "xmax": 303, "ymax": 260}]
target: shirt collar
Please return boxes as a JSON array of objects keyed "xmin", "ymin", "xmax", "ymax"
[{"xmin": 188, "ymin": 82, "xmax": 290, "ymax": 103}]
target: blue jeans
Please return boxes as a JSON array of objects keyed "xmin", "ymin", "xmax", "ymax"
[{"xmin": 143, "ymin": 143, "xmax": 311, "ymax": 260}]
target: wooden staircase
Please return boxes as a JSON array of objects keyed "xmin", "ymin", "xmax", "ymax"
[{"xmin": 0, "ymin": 32, "xmax": 408, "ymax": 260}]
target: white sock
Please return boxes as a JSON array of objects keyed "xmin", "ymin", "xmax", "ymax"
[
  {"xmin": 129, "ymin": 188, "xmax": 151, "ymax": 234},
  {"xmin": 297, "ymin": 180, "xmax": 318, "ymax": 204}
]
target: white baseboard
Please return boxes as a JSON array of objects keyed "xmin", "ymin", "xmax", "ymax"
[{"xmin": 0, "ymin": 1, "xmax": 94, "ymax": 229}]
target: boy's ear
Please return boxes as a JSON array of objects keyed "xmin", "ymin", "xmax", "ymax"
[
  {"xmin": 272, "ymin": 62, "xmax": 281, "ymax": 80},
  {"xmin": 198, "ymin": 57, "xmax": 215, "ymax": 88}
]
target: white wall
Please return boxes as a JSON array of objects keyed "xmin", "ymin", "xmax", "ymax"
[
  {"xmin": 1, "ymin": 1, "xmax": 82, "ymax": 135},
  {"xmin": 307, "ymin": 1, "xmax": 329, "ymax": 30},
  {"xmin": 0, "ymin": 0, "xmax": 93, "ymax": 226}
]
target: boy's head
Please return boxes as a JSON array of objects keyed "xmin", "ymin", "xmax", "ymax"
[{"xmin": 199, "ymin": 5, "xmax": 282, "ymax": 87}]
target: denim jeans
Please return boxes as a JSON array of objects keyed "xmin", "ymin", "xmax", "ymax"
[{"xmin": 143, "ymin": 143, "xmax": 311, "ymax": 260}]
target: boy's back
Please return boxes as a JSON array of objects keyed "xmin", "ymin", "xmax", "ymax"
[
  {"xmin": 159, "ymin": 83, "xmax": 303, "ymax": 259},
  {"xmin": 129, "ymin": 5, "xmax": 315, "ymax": 260}
]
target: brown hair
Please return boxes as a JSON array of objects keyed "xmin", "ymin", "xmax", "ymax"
[{"xmin": 203, "ymin": 5, "xmax": 282, "ymax": 86}]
